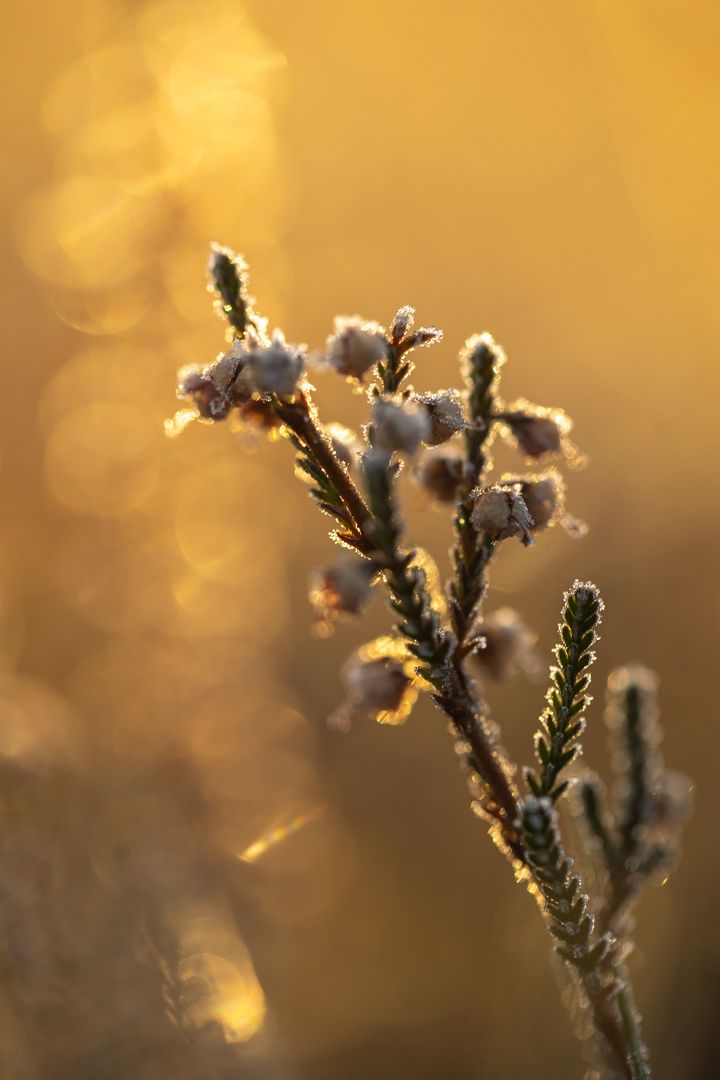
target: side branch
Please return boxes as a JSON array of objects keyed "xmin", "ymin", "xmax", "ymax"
[
  {"xmin": 275, "ymin": 394, "xmax": 375, "ymax": 540},
  {"xmin": 434, "ymin": 673, "xmax": 525, "ymax": 862}
]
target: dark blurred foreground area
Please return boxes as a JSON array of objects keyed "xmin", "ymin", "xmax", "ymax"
[{"xmin": 1, "ymin": 1, "xmax": 719, "ymax": 1077}]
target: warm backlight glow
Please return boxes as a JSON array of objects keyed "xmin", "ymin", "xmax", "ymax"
[
  {"xmin": 178, "ymin": 917, "xmax": 266, "ymax": 1042},
  {"xmin": 239, "ymin": 804, "xmax": 326, "ymax": 863}
]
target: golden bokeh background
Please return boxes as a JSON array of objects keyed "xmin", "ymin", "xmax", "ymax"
[{"xmin": 1, "ymin": 1, "xmax": 719, "ymax": 1077}]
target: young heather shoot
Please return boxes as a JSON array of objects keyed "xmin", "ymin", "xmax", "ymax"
[{"xmin": 169, "ymin": 246, "xmax": 692, "ymax": 1080}]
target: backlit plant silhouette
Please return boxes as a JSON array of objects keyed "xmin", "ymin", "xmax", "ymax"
[{"xmin": 171, "ymin": 246, "xmax": 691, "ymax": 1080}]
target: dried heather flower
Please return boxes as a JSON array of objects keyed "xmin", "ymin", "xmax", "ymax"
[
  {"xmin": 415, "ymin": 452, "xmax": 466, "ymax": 503},
  {"xmin": 176, "ymin": 364, "xmax": 232, "ymax": 420},
  {"xmin": 472, "ymin": 608, "xmax": 539, "ymax": 681},
  {"xmin": 248, "ymin": 330, "xmax": 306, "ymax": 397},
  {"xmin": 399, "ymin": 324, "xmax": 444, "ymax": 352},
  {"xmin": 411, "ymin": 389, "xmax": 466, "ymax": 446},
  {"xmin": 470, "ymin": 484, "xmax": 534, "ymax": 545},
  {"xmin": 214, "ymin": 339, "xmax": 257, "ymax": 403},
  {"xmin": 371, "ymin": 398, "xmax": 432, "ymax": 455},
  {"xmin": 343, "ymin": 655, "xmax": 411, "ymax": 714},
  {"xmin": 500, "ymin": 400, "xmax": 572, "ymax": 460},
  {"xmin": 308, "ymin": 554, "xmax": 376, "ymax": 619},
  {"xmin": 390, "ymin": 305, "xmax": 415, "ymax": 344},
  {"xmin": 327, "ymin": 635, "xmax": 422, "ymax": 732},
  {"xmin": 501, "ymin": 470, "xmax": 565, "ymax": 532},
  {"xmin": 326, "ymin": 315, "xmax": 389, "ymax": 380}
]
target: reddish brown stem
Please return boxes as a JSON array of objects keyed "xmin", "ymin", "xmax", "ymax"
[{"xmin": 275, "ymin": 394, "xmax": 374, "ymax": 538}]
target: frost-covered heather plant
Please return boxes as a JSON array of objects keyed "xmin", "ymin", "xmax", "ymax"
[{"xmin": 170, "ymin": 245, "xmax": 692, "ymax": 1079}]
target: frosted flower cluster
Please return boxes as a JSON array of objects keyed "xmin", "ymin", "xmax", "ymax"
[{"xmin": 176, "ymin": 329, "xmax": 307, "ymax": 423}]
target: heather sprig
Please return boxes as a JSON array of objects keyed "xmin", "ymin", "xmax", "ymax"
[
  {"xmin": 448, "ymin": 334, "xmax": 504, "ymax": 647},
  {"xmin": 520, "ymin": 797, "xmax": 612, "ymax": 984},
  {"xmin": 361, "ymin": 449, "xmax": 451, "ymax": 685},
  {"xmin": 520, "ymin": 797, "xmax": 650, "ymax": 1080},
  {"xmin": 206, "ymin": 243, "xmax": 255, "ymax": 338},
  {"xmin": 526, "ymin": 582, "xmax": 603, "ymax": 801},
  {"xmin": 579, "ymin": 668, "xmax": 692, "ymax": 938},
  {"xmin": 168, "ymin": 245, "xmax": 691, "ymax": 1080}
]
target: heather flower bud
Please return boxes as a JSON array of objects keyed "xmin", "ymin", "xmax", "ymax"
[
  {"xmin": 501, "ymin": 470, "xmax": 565, "ymax": 531},
  {"xmin": 308, "ymin": 554, "xmax": 376, "ymax": 620},
  {"xmin": 328, "ymin": 636, "xmax": 419, "ymax": 731},
  {"xmin": 501, "ymin": 400, "xmax": 571, "ymax": 460},
  {"xmin": 206, "ymin": 243, "xmax": 254, "ymax": 336},
  {"xmin": 177, "ymin": 365, "xmax": 232, "ymax": 420},
  {"xmin": 472, "ymin": 608, "xmax": 539, "ymax": 681},
  {"xmin": 326, "ymin": 315, "xmax": 389, "ymax": 380},
  {"xmin": 470, "ymin": 485, "xmax": 534, "ymax": 545},
  {"xmin": 212, "ymin": 338, "xmax": 256, "ymax": 406},
  {"xmin": 207, "ymin": 243, "xmax": 248, "ymax": 302},
  {"xmin": 415, "ymin": 453, "xmax": 465, "ymax": 503},
  {"xmin": 400, "ymin": 326, "xmax": 444, "ymax": 352},
  {"xmin": 460, "ymin": 332, "xmax": 506, "ymax": 385},
  {"xmin": 372, "ymin": 398, "xmax": 432, "ymax": 455},
  {"xmin": 177, "ymin": 331, "xmax": 287, "ymax": 422},
  {"xmin": 343, "ymin": 655, "xmax": 411, "ymax": 714},
  {"xmin": 390, "ymin": 305, "xmax": 415, "ymax": 344},
  {"xmin": 411, "ymin": 390, "xmax": 466, "ymax": 446},
  {"xmin": 248, "ymin": 330, "xmax": 306, "ymax": 398}
]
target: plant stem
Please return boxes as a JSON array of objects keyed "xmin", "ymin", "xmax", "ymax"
[
  {"xmin": 434, "ymin": 671, "xmax": 525, "ymax": 860},
  {"xmin": 617, "ymin": 984, "xmax": 651, "ymax": 1080},
  {"xmin": 275, "ymin": 393, "xmax": 374, "ymax": 539}
]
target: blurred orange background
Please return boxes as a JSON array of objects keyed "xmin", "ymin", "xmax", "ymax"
[{"xmin": 1, "ymin": 1, "xmax": 718, "ymax": 1077}]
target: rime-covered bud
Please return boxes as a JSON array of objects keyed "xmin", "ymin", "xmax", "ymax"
[
  {"xmin": 326, "ymin": 315, "xmax": 389, "ymax": 380},
  {"xmin": 248, "ymin": 330, "xmax": 306, "ymax": 398},
  {"xmin": 460, "ymin": 332, "xmax": 506, "ymax": 384},
  {"xmin": 411, "ymin": 389, "xmax": 466, "ymax": 446},
  {"xmin": 206, "ymin": 243, "xmax": 254, "ymax": 336},
  {"xmin": 472, "ymin": 608, "xmax": 539, "ymax": 681},
  {"xmin": 372, "ymin": 398, "xmax": 432, "ymax": 455},
  {"xmin": 469, "ymin": 485, "xmax": 535, "ymax": 545},
  {"xmin": 214, "ymin": 338, "xmax": 256, "ymax": 405},
  {"xmin": 390, "ymin": 305, "xmax": 414, "ymax": 344},
  {"xmin": 415, "ymin": 453, "xmax": 466, "ymax": 503},
  {"xmin": 176, "ymin": 365, "xmax": 232, "ymax": 420},
  {"xmin": 205, "ymin": 348, "xmax": 239, "ymax": 393},
  {"xmin": 515, "ymin": 416, "xmax": 561, "ymax": 456},
  {"xmin": 502, "ymin": 402, "xmax": 570, "ymax": 460},
  {"xmin": 389, "ymin": 304, "xmax": 443, "ymax": 351},
  {"xmin": 175, "ymin": 335, "xmax": 260, "ymax": 421},
  {"xmin": 206, "ymin": 243, "xmax": 248, "ymax": 302},
  {"xmin": 519, "ymin": 472, "xmax": 563, "ymax": 529},
  {"xmin": 401, "ymin": 325, "xmax": 444, "ymax": 351},
  {"xmin": 502, "ymin": 470, "xmax": 565, "ymax": 531},
  {"xmin": 308, "ymin": 554, "xmax": 376, "ymax": 618},
  {"xmin": 343, "ymin": 655, "xmax": 411, "ymax": 713}
]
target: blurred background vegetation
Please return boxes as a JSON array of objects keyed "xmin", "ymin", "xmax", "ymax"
[{"xmin": 1, "ymin": 0, "xmax": 718, "ymax": 1077}]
